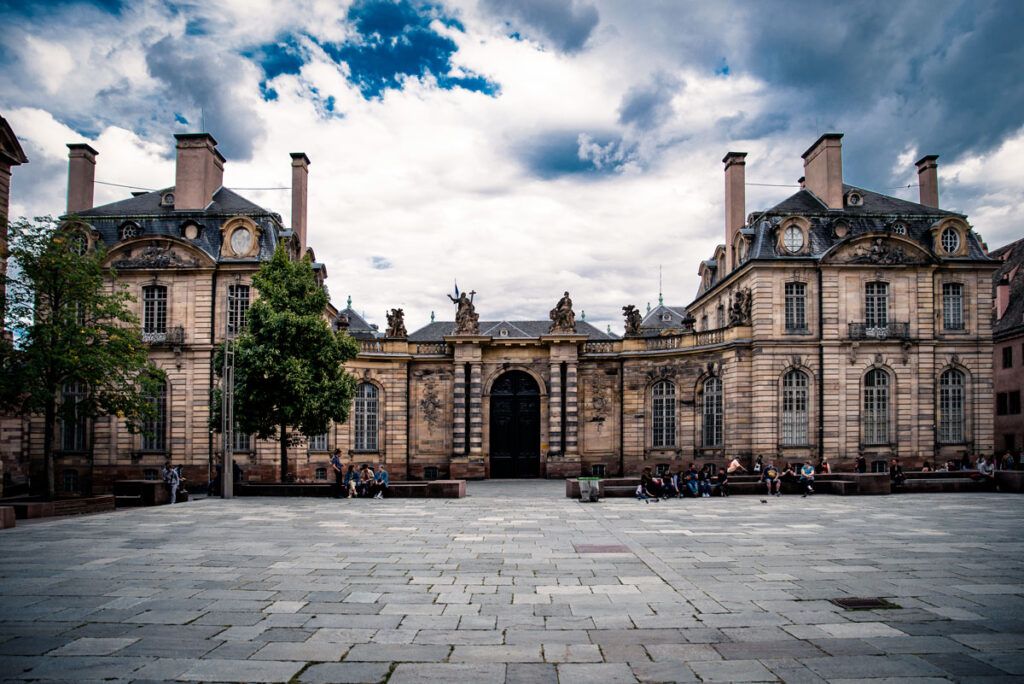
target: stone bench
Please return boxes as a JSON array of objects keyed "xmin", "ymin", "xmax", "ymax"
[
  {"xmin": 237, "ymin": 480, "xmax": 465, "ymax": 499},
  {"xmin": 0, "ymin": 506, "xmax": 14, "ymax": 530},
  {"xmin": 566, "ymin": 472, "xmax": 890, "ymax": 498},
  {"xmin": 901, "ymin": 477, "xmax": 988, "ymax": 493}
]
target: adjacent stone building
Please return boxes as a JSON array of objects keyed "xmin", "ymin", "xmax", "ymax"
[
  {"xmin": 4, "ymin": 130, "xmax": 1001, "ymax": 494},
  {"xmin": 991, "ymin": 237, "xmax": 1024, "ymax": 461}
]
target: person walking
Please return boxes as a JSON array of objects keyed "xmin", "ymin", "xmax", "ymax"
[{"xmin": 164, "ymin": 462, "xmax": 181, "ymax": 504}]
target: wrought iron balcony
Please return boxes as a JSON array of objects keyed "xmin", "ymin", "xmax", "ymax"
[
  {"xmin": 848, "ymin": 322, "xmax": 909, "ymax": 340},
  {"xmin": 142, "ymin": 325, "xmax": 185, "ymax": 345}
]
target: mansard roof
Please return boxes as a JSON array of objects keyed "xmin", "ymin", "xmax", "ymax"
[
  {"xmin": 409, "ymin": 320, "xmax": 615, "ymax": 342},
  {"xmin": 641, "ymin": 303, "xmax": 689, "ymax": 331},
  {"xmin": 335, "ymin": 305, "xmax": 379, "ymax": 339},
  {"xmin": 72, "ymin": 186, "xmax": 282, "ymax": 264},
  {"xmin": 991, "ymin": 237, "xmax": 1024, "ymax": 339}
]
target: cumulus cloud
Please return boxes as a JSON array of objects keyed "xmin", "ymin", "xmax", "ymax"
[{"xmin": 481, "ymin": 0, "xmax": 599, "ymax": 54}]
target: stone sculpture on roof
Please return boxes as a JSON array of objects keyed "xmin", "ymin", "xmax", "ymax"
[
  {"xmin": 548, "ymin": 291, "xmax": 576, "ymax": 334},
  {"xmin": 447, "ymin": 290, "xmax": 479, "ymax": 335},
  {"xmin": 622, "ymin": 304, "xmax": 643, "ymax": 337},
  {"xmin": 386, "ymin": 308, "xmax": 407, "ymax": 338},
  {"xmin": 728, "ymin": 287, "xmax": 752, "ymax": 326}
]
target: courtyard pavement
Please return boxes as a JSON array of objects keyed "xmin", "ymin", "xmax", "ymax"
[{"xmin": 1, "ymin": 481, "xmax": 1023, "ymax": 683}]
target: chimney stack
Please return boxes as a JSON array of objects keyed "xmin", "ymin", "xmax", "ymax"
[
  {"xmin": 723, "ymin": 151, "xmax": 747, "ymax": 271},
  {"xmin": 915, "ymin": 154, "xmax": 939, "ymax": 208},
  {"xmin": 66, "ymin": 143, "xmax": 98, "ymax": 214},
  {"xmin": 174, "ymin": 133, "xmax": 224, "ymax": 210},
  {"xmin": 802, "ymin": 133, "xmax": 844, "ymax": 210},
  {"xmin": 996, "ymin": 276, "xmax": 1010, "ymax": 320},
  {"xmin": 291, "ymin": 152, "xmax": 310, "ymax": 257}
]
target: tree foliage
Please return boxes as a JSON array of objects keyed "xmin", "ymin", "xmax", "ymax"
[
  {"xmin": 0, "ymin": 217, "xmax": 165, "ymax": 499},
  {"xmin": 215, "ymin": 244, "xmax": 359, "ymax": 481}
]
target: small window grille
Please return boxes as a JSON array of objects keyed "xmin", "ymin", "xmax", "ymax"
[
  {"xmin": 424, "ymin": 466, "xmax": 439, "ymax": 480},
  {"xmin": 655, "ymin": 464, "xmax": 669, "ymax": 476},
  {"xmin": 891, "ymin": 222, "xmax": 906, "ymax": 235},
  {"xmin": 591, "ymin": 464, "xmax": 606, "ymax": 477},
  {"xmin": 315, "ymin": 467, "xmax": 327, "ymax": 481},
  {"xmin": 62, "ymin": 469, "xmax": 79, "ymax": 493},
  {"xmin": 143, "ymin": 468, "xmax": 159, "ymax": 481},
  {"xmin": 871, "ymin": 460, "xmax": 888, "ymax": 473}
]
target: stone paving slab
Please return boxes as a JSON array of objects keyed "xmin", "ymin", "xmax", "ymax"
[{"xmin": 0, "ymin": 484, "xmax": 1022, "ymax": 682}]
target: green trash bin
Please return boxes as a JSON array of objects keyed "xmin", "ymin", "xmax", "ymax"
[{"xmin": 578, "ymin": 477, "xmax": 600, "ymax": 502}]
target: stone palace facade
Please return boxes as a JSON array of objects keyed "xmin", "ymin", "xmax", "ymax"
[{"xmin": 0, "ymin": 129, "xmax": 1001, "ymax": 494}]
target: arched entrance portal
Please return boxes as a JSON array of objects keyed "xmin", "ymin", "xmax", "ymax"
[{"xmin": 489, "ymin": 370, "xmax": 541, "ymax": 478}]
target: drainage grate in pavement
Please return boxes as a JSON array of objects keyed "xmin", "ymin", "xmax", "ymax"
[
  {"xmin": 829, "ymin": 597, "xmax": 897, "ymax": 610},
  {"xmin": 573, "ymin": 544, "xmax": 631, "ymax": 553}
]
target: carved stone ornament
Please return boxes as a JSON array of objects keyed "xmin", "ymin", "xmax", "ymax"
[
  {"xmin": 728, "ymin": 287, "xmax": 753, "ymax": 326},
  {"xmin": 335, "ymin": 313, "xmax": 350, "ymax": 331},
  {"xmin": 848, "ymin": 341, "xmax": 859, "ymax": 365},
  {"xmin": 447, "ymin": 290, "xmax": 479, "ymax": 335},
  {"xmin": 622, "ymin": 304, "xmax": 643, "ymax": 337},
  {"xmin": 844, "ymin": 237, "xmax": 921, "ymax": 265},
  {"xmin": 419, "ymin": 382, "xmax": 442, "ymax": 429},
  {"xmin": 548, "ymin": 291, "xmax": 577, "ymax": 334},
  {"xmin": 681, "ymin": 312, "xmax": 696, "ymax": 331},
  {"xmin": 646, "ymin": 365, "xmax": 678, "ymax": 382},
  {"xmin": 386, "ymin": 308, "xmax": 407, "ymax": 338},
  {"xmin": 113, "ymin": 245, "xmax": 199, "ymax": 269}
]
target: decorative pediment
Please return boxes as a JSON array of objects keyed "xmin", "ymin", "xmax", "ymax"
[
  {"xmin": 106, "ymin": 237, "xmax": 214, "ymax": 270},
  {"xmin": 822, "ymin": 234, "xmax": 933, "ymax": 266}
]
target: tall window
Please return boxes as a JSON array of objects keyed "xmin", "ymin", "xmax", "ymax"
[
  {"xmin": 1004, "ymin": 347, "xmax": 1014, "ymax": 369},
  {"xmin": 353, "ymin": 383, "xmax": 378, "ymax": 451},
  {"xmin": 938, "ymin": 369, "xmax": 965, "ymax": 443},
  {"xmin": 227, "ymin": 284, "xmax": 250, "ymax": 335},
  {"xmin": 141, "ymin": 381, "xmax": 167, "ymax": 452},
  {"xmin": 865, "ymin": 282, "xmax": 888, "ymax": 328},
  {"xmin": 60, "ymin": 381, "xmax": 88, "ymax": 451},
  {"xmin": 785, "ymin": 282, "xmax": 806, "ymax": 331},
  {"xmin": 651, "ymin": 380, "xmax": 676, "ymax": 447},
  {"xmin": 942, "ymin": 283, "xmax": 963, "ymax": 330},
  {"xmin": 143, "ymin": 285, "xmax": 167, "ymax": 334},
  {"xmin": 232, "ymin": 428, "xmax": 250, "ymax": 452},
  {"xmin": 702, "ymin": 377, "xmax": 723, "ymax": 447},
  {"xmin": 863, "ymin": 369, "xmax": 889, "ymax": 445},
  {"xmin": 781, "ymin": 370, "xmax": 809, "ymax": 446}
]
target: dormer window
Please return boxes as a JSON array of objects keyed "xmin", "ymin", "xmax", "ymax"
[
  {"xmin": 120, "ymin": 222, "xmax": 141, "ymax": 240},
  {"xmin": 941, "ymin": 227, "xmax": 961, "ymax": 254},
  {"xmin": 182, "ymin": 222, "xmax": 201, "ymax": 240},
  {"xmin": 499, "ymin": 328, "xmax": 509, "ymax": 337},
  {"xmin": 891, "ymin": 221, "xmax": 907, "ymax": 235},
  {"xmin": 783, "ymin": 225, "xmax": 804, "ymax": 252},
  {"xmin": 161, "ymin": 192, "xmax": 175, "ymax": 207},
  {"xmin": 661, "ymin": 313, "xmax": 671, "ymax": 322},
  {"xmin": 845, "ymin": 191, "xmax": 863, "ymax": 207}
]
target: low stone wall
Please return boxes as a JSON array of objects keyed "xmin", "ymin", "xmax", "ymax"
[{"xmin": 237, "ymin": 480, "xmax": 466, "ymax": 498}]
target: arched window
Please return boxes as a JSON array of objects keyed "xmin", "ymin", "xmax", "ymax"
[
  {"xmin": 863, "ymin": 369, "xmax": 889, "ymax": 445},
  {"xmin": 60, "ymin": 381, "xmax": 88, "ymax": 452},
  {"xmin": 781, "ymin": 370, "xmax": 809, "ymax": 446},
  {"xmin": 651, "ymin": 380, "xmax": 676, "ymax": 448},
  {"xmin": 354, "ymin": 383, "xmax": 379, "ymax": 451},
  {"xmin": 702, "ymin": 377, "xmax": 723, "ymax": 447},
  {"xmin": 939, "ymin": 369, "xmax": 965, "ymax": 444},
  {"xmin": 142, "ymin": 380, "xmax": 167, "ymax": 452}
]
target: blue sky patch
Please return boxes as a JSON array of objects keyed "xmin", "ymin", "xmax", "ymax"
[
  {"xmin": 371, "ymin": 256, "xmax": 392, "ymax": 269},
  {"xmin": 520, "ymin": 130, "xmax": 624, "ymax": 180},
  {"xmin": 245, "ymin": 36, "xmax": 306, "ymax": 81}
]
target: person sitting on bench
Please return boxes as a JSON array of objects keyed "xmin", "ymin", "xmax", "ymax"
[
  {"xmin": 762, "ymin": 462, "xmax": 781, "ymax": 497},
  {"xmin": 799, "ymin": 462, "xmax": 815, "ymax": 496},
  {"xmin": 698, "ymin": 464, "xmax": 713, "ymax": 498},
  {"xmin": 681, "ymin": 463, "xmax": 699, "ymax": 497},
  {"xmin": 715, "ymin": 467, "xmax": 729, "ymax": 497},
  {"xmin": 889, "ymin": 458, "xmax": 906, "ymax": 490}
]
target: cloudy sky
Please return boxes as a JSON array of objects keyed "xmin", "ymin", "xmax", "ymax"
[{"xmin": 2, "ymin": 0, "xmax": 1022, "ymax": 334}]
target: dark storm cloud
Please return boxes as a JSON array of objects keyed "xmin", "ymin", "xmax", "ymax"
[
  {"xmin": 146, "ymin": 35, "xmax": 264, "ymax": 160},
  {"xmin": 481, "ymin": 0, "xmax": 599, "ymax": 54},
  {"xmin": 617, "ymin": 72, "xmax": 682, "ymax": 129},
  {"xmin": 319, "ymin": 0, "xmax": 498, "ymax": 99}
]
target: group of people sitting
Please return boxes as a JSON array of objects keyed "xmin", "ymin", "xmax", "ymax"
[
  {"xmin": 635, "ymin": 456, "xmax": 819, "ymax": 502},
  {"xmin": 330, "ymin": 449, "xmax": 389, "ymax": 499}
]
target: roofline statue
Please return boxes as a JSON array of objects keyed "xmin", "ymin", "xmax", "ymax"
[
  {"xmin": 447, "ymin": 289, "xmax": 479, "ymax": 335},
  {"xmin": 386, "ymin": 307, "xmax": 407, "ymax": 339},
  {"xmin": 548, "ymin": 290, "xmax": 576, "ymax": 334},
  {"xmin": 622, "ymin": 304, "xmax": 642, "ymax": 337}
]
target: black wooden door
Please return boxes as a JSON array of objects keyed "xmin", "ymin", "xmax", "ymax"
[{"xmin": 489, "ymin": 371, "xmax": 540, "ymax": 478}]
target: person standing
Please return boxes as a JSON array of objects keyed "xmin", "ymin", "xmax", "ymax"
[
  {"xmin": 165, "ymin": 462, "xmax": 180, "ymax": 504},
  {"xmin": 330, "ymin": 449, "xmax": 344, "ymax": 499},
  {"xmin": 855, "ymin": 454, "xmax": 867, "ymax": 474}
]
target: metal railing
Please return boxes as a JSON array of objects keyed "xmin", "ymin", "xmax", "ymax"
[
  {"xmin": 142, "ymin": 325, "xmax": 184, "ymax": 345},
  {"xmin": 848, "ymin": 322, "xmax": 910, "ymax": 340}
]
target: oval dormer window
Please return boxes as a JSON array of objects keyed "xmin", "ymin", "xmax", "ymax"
[
  {"xmin": 891, "ymin": 221, "xmax": 907, "ymax": 235},
  {"xmin": 161, "ymin": 192, "xmax": 175, "ymax": 206},
  {"xmin": 783, "ymin": 225, "xmax": 804, "ymax": 253},
  {"xmin": 120, "ymin": 222, "xmax": 141, "ymax": 240},
  {"xmin": 499, "ymin": 328, "xmax": 509, "ymax": 337},
  {"xmin": 941, "ymin": 227, "xmax": 961, "ymax": 254},
  {"xmin": 661, "ymin": 313, "xmax": 671, "ymax": 322},
  {"xmin": 846, "ymin": 191, "xmax": 863, "ymax": 207}
]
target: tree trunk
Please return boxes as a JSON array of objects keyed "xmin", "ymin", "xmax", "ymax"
[
  {"xmin": 43, "ymin": 399, "xmax": 55, "ymax": 500},
  {"xmin": 280, "ymin": 422, "xmax": 289, "ymax": 482}
]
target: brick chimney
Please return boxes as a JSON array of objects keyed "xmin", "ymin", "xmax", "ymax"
[
  {"xmin": 291, "ymin": 152, "xmax": 310, "ymax": 256},
  {"xmin": 996, "ymin": 276, "xmax": 1010, "ymax": 319},
  {"xmin": 174, "ymin": 133, "xmax": 224, "ymax": 211},
  {"xmin": 915, "ymin": 154, "xmax": 939, "ymax": 208},
  {"xmin": 723, "ymin": 151, "xmax": 746, "ymax": 271},
  {"xmin": 66, "ymin": 143, "xmax": 98, "ymax": 214},
  {"xmin": 802, "ymin": 133, "xmax": 844, "ymax": 210}
]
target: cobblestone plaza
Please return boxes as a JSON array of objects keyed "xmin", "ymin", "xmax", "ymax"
[{"xmin": 1, "ymin": 483, "xmax": 1023, "ymax": 682}]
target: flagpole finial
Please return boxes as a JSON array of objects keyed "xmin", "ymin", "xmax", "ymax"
[
  {"xmin": 581, "ymin": 310, "xmax": 586, "ymax": 321},
  {"xmin": 430, "ymin": 310, "xmax": 435, "ymax": 323},
  {"xmin": 346, "ymin": 295, "xmax": 352, "ymax": 309}
]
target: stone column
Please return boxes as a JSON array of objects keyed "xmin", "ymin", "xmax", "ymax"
[
  {"xmin": 565, "ymin": 362, "xmax": 578, "ymax": 454},
  {"xmin": 469, "ymin": 361, "xmax": 483, "ymax": 454},
  {"xmin": 549, "ymin": 362, "xmax": 562, "ymax": 455},
  {"xmin": 453, "ymin": 361, "xmax": 466, "ymax": 456}
]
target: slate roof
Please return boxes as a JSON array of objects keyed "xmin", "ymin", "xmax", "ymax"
[
  {"xmin": 641, "ymin": 304, "xmax": 690, "ymax": 332},
  {"xmin": 73, "ymin": 187, "xmax": 283, "ymax": 263},
  {"xmin": 409, "ymin": 320, "xmax": 616, "ymax": 342},
  {"xmin": 335, "ymin": 305, "xmax": 379, "ymax": 338},
  {"xmin": 991, "ymin": 237, "xmax": 1024, "ymax": 339}
]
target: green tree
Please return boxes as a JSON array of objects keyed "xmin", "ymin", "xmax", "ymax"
[
  {"xmin": 0, "ymin": 217, "xmax": 165, "ymax": 499},
  {"xmin": 216, "ymin": 244, "xmax": 359, "ymax": 481}
]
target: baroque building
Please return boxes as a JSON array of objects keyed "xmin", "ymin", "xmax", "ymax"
[
  {"xmin": 4, "ymin": 130, "xmax": 1000, "ymax": 494},
  {"xmin": 991, "ymin": 237, "xmax": 1024, "ymax": 460}
]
